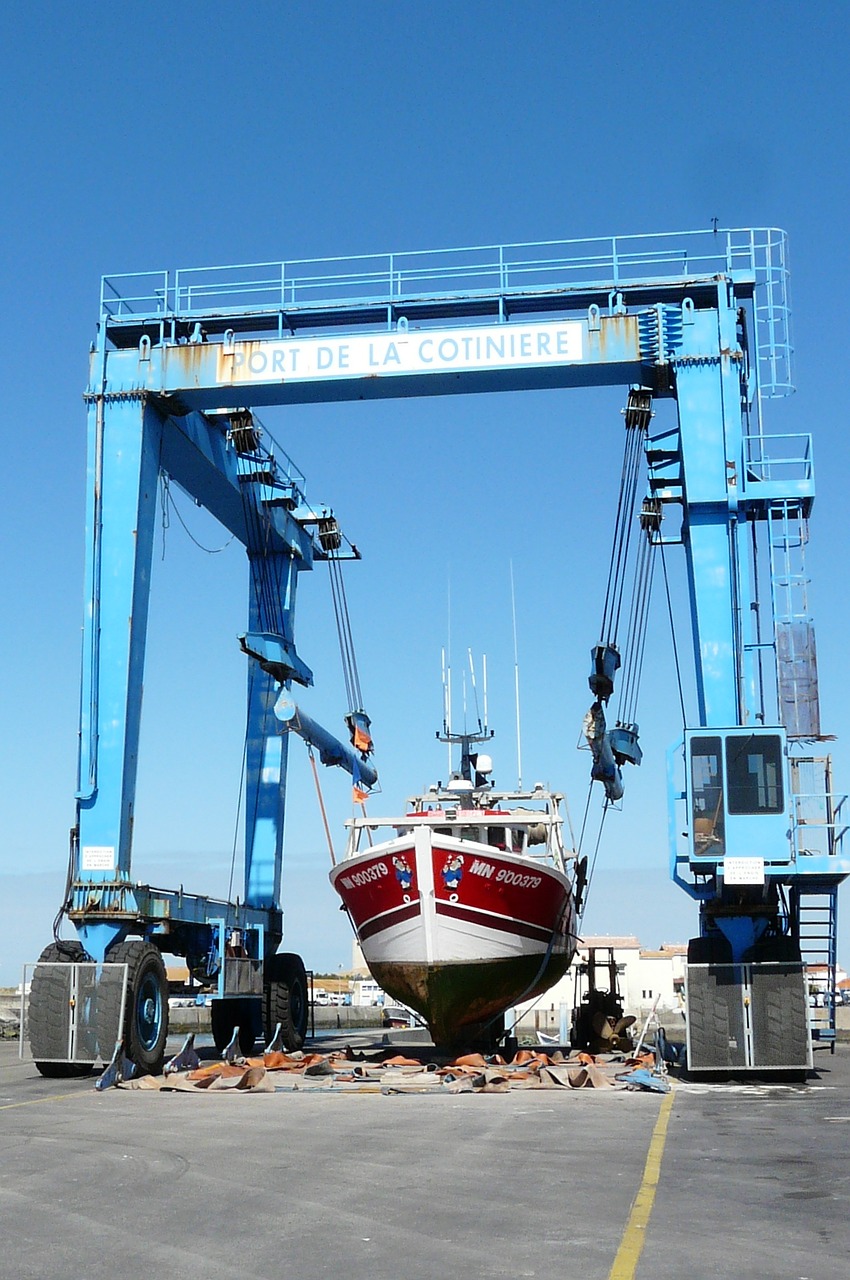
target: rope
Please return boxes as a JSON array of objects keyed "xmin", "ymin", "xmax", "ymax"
[
  {"xmin": 618, "ymin": 518, "xmax": 657, "ymax": 725},
  {"xmin": 659, "ymin": 536, "xmax": 687, "ymax": 728},
  {"xmin": 357, "ymin": 799, "xmax": 373, "ymax": 847},
  {"xmin": 327, "ymin": 550, "xmax": 364, "ymax": 712},
  {"xmin": 575, "ymin": 781, "xmax": 595, "ymax": 858},
  {"xmin": 162, "ymin": 473, "xmax": 236, "ymax": 555},
  {"xmin": 228, "ymin": 666, "xmax": 252, "ymax": 903},
  {"xmin": 52, "ymin": 830, "xmax": 77, "ymax": 941},
  {"xmin": 599, "ymin": 427, "xmax": 636, "ymax": 639},
  {"xmin": 599, "ymin": 422, "xmax": 647, "ymax": 645},
  {"xmin": 578, "ymin": 798, "xmax": 610, "ymax": 924},
  {"xmin": 307, "ymin": 745, "xmax": 337, "ymax": 865}
]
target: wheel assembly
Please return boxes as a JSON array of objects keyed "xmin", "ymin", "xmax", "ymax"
[
  {"xmin": 29, "ymin": 941, "xmax": 96, "ymax": 1078},
  {"xmin": 99, "ymin": 940, "xmax": 169, "ymax": 1075},
  {"xmin": 264, "ymin": 952, "xmax": 308, "ymax": 1051}
]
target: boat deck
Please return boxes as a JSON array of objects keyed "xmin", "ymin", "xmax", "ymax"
[{"xmin": 1, "ymin": 1035, "xmax": 848, "ymax": 1279}]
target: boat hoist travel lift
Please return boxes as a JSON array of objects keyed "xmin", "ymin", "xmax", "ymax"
[{"xmin": 32, "ymin": 227, "xmax": 847, "ymax": 1075}]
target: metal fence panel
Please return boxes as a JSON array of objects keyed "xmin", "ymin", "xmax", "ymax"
[
  {"xmin": 686, "ymin": 964, "xmax": 747, "ymax": 1070},
  {"xmin": 223, "ymin": 957, "xmax": 263, "ymax": 996},
  {"xmin": 750, "ymin": 963, "xmax": 811, "ymax": 1069},
  {"xmin": 687, "ymin": 962, "xmax": 811, "ymax": 1071},
  {"xmin": 19, "ymin": 963, "xmax": 128, "ymax": 1064}
]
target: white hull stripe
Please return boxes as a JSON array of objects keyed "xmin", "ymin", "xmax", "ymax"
[
  {"xmin": 357, "ymin": 900, "xmax": 422, "ymax": 942},
  {"xmin": 435, "ymin": 899, "xmax": 564, "ymax": 945}
]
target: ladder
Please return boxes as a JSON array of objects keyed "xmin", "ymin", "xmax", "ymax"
[
  {"xmin": 768, "ymin": 500, "xmax": 820, "ymax": 738},
  {"xmin": 795, "ymin": 883, "xmax": 839, "ymax": 1046}
]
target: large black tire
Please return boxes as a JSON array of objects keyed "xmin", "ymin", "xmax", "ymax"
[
  {"xmin": 210, "ymin": 998, "xmax": 258, "ymax": 1056},
  {"xmin": 264, "ymin": 953, "xmax": 308, "ymax": 1051},
  {"xmin": 30, "ymin": 941, "xmax": 96, "ymax": 1078},
  {"xmin": 99, "ymin": 940, "xmax": 169, "ymax": 1075},
  {"xmin": 687, "ymin": 934, "xmax": 733, "ymax": 965},
  {"xmin": 747, "ymin": 935, "xmax": 802, "ymax": 964}
]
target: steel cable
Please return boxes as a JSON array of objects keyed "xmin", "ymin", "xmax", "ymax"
[
  {"xmin": 600, "ymin": 423, "xmax": 646, "ymax": 646},
  {"xmin": 618, "ymin": 524, "xmax": 657, "ymax": 726},
  {"xmin": 659, "ymin": 536, "xmax": 687, "ymax": 728},
  {"xmin": 327, "ymin": 549, "xmax": 364, "ymax": 712},
  {"xmin": 579, "ymin": 798, "xmax": 611, "ymax": 924}
]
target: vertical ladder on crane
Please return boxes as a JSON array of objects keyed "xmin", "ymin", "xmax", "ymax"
[
  {"xmin": 794, "ymin": 883, "xmax": 839, "ymax": 1044},
  {"xmin": 768, "ymin": 491, "xmax": 841, "ymax": 1045},
  {"xmin": 769, "ymin": 499, "xmax": 820, "ymax": 738}
]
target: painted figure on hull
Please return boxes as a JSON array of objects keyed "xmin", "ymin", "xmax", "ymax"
[
  {"xmin": 393, "ymin": 855, "xmax": 412, "ymax": 891},
  {"xmin": 441, "ymin": 854, "xmax": 464, "ymax": 890}
]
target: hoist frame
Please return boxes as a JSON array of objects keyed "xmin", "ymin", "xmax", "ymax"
[
  {"xmin": 38, "ymin": 226, "xmax": 847, "ymax": 1073},
  {"xmin": 71, "ymin": 382, "xmax": 373, "ymax": 968}
]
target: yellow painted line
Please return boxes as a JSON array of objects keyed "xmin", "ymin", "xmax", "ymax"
[
  {"xmin": 0, "ymin": 1089, "xmax": 91, "ymax": 1112},
  {"xmin": 608, "ymin": 1087, "xmax": 675, "ymax": 1280}
]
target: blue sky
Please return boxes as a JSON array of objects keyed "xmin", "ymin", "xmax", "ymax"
[{"xmin": 2, "ymin": 2, "xmax": 849, "ymax": 983}]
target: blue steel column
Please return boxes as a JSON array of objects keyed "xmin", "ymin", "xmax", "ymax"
[
  {"xmin": 674, "ymin": 300, "xmax": 747, "ymax": 728},
  {"xmin": 75, "ymin": 394, "xmax": 163, "ymax": 946},
  {"xmin": 243, "ymin": 552, "xmax": 299, "ymax": 913}
]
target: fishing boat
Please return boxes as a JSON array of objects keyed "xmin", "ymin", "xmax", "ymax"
[{"xmin": 330, "ymin": 728, "xmax": 580, "ymax": 1048}]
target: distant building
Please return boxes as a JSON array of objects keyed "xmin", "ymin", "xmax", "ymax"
[
  {"xmin": 806, "ymin": 963, "xmax": 848, "ymax": 992},
  {"xmin": 350, "ymin": 940, "xmax": 370, "ymax": 976},
  {"xmin": 513, "ymin": 935, "xmax": 688, "ymax": 1033},
  {"xmin": 625, "ymin": 943, "xmax": 688, "ymax": 1012}
]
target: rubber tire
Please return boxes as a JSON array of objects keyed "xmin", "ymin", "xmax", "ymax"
[
  {"xmin": 210, "ymin": 998, "xmax": 257, "ymax": 1056},
  {"xmin": 264, "ymin": 953, "xmax": 308, "ymax": 1051},
  {"xmin": 30, "ymin": 941, "xmax": 96, "ymax": 1078},
  {"xmin": 100, "ymin": 941, "xmax": 169, "ymax": 1075},
  {"xmin": 746, "ymin": 936, "xmax": 802, "ymax": 964},
  {"xmin": 687, "ymin": 934, "xmax": 733, "ymax": 965}
]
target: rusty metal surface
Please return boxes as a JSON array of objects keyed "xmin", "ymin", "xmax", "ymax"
[{"xmin": 369, "ymin": 953, "xmax": 571, "ymax": 1047}]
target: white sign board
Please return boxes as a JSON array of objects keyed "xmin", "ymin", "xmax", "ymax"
[
  {"xmin": 723, "ymin": 857, "xmax": 765, "ymax": 886},
  {"xmin": 217, "ymin": 320, "xmax": 584, "ymax": 385},
  {"xmin": 81, "ymin": 845, "xmax": 116, "ymax": 872}
]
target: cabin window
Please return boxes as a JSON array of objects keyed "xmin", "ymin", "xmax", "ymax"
[
  {"xmin": 511, "ymin": 829, "xmax": 525, "ymax": 854},
  {"xmin": 461, "ymin": 825, "xmax": 480, "ymax": 842},
  {"xmin": 487, "ymin": 826, "xmax": 507, "ymax": 850},
  {"xmin": 725, "ymin": 735, "xmax": 784, "ymax": 815},
  {"xmin": 690, "ymin": 736, "xmax": 725, "ymax": 854}
]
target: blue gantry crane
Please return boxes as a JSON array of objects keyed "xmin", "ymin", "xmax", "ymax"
[
  {"xmin": 31, "ymin": 342, "xmax": 377, "ymax": 1075},
  {"xmin": 31, "ymin": 227, "xmax": 847, "ymax": 1075}
]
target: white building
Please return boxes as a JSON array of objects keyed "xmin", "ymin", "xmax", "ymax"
[
  {"xmin": 622, "ymin": 943, "xmax": 687, "ymax": 1014},
  {"xmin": 513, "ymin": 936, "xmax": 687, "ymax": 1035}
]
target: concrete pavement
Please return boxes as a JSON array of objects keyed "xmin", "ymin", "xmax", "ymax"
[{"xmin": 1, "ymin": 1037, "xmax": 848, "ymax": 1279}]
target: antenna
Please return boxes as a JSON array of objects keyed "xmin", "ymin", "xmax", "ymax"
[
  {"xmin": 468, "ymin": 648, "xmax": 483, "ymax": 732},
  {"xmin": 441, "ymin": 646, "xmax": 447, "ymax": 731},
  {"xmin": 445, "ymin": 581, "xmax": 453, "ymax": 772},
  {"xmin": 482, "ymin": 653, "xmax": 489, "ymax": 736},
  {"xmin": 510, "ymin": 561, "xmax": 523, "ymax": 789},
  {"xmin": 462, "ymin": 667, "xmax": 468, "ymax": 733},
  {"xmin": 442, "ymin": 647, "xmax": 453, "ymax": 773},
  {"xmin": 436, "ymin": 646, "xmax": 496, "ymax": 780}
]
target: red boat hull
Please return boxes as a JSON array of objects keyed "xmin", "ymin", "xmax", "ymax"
[{"xmin": 331, "ymin": 829, "xmax": 576, "ymax": 1046}]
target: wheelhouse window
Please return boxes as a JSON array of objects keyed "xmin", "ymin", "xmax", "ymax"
[
  {"xmin": 725, "ymin": 735, "xmax": 784, "ymax": 815},
  {"xmin": 691, "ymin": 736, "xmax": 725, "ymax": 854}
]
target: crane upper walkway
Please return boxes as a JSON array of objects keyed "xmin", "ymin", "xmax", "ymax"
[{"xmin": 100, "ymin": 227, "xmax": 793, "ymax": 396}]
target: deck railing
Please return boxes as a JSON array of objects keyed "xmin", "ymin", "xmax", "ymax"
[{"xmin": 100, "ymin": 226, "xmax": 793, "ymax": 396}]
